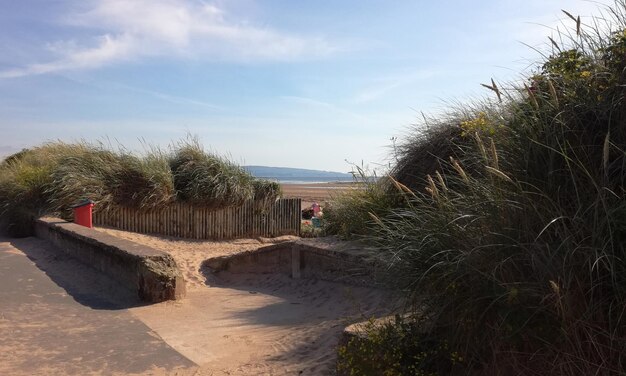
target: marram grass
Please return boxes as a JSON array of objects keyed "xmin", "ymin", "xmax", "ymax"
[
  {"xmin": 0, "ymin": 138, "xmax": 281, "ymax": 236},
  {"xmin": 327, "ymin": 2, "xmax": 626, "ymax": 374}
]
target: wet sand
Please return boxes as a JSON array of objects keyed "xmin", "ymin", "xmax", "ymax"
[{"xmin": 281, "ymin": 182, "xmax": 357, "ymax": 209}]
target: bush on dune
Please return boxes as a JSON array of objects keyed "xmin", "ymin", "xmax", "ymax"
[
  {"xmin": 0, "ymin": 138, "xmax": 280, "ymax": 236},
  {"xmin": 252, "ymin": 179, "xmax": 282, "ymax": 207},
  {"xmin": 0, "ymin": 142, "xmax": 95, "ymax": 233},
  {"xmin": 323, "ymin": 171, "xmax": 401, "ymax": 238},
  {"xmin": 169, "ymin": 138, "xmax": 256, "ymax": 207},
  {"xmin": 333, "ymin": 3, "xmax": 626, "ymax": 375},
  {"xmin": 391, "ymin": 108, "xmax": 494, "ymax": 191},
  {"xmin": 110, "ymin": 152, "xmax": 175, "ymax": 209},
  {"xmin": 47, "ymin": 147, "xmax": 122, "ymax": 217}
]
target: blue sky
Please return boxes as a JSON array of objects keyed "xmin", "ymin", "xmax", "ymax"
[{"xmin": 0, "ymin": 0, "xmax": 614, "ymax": 172}]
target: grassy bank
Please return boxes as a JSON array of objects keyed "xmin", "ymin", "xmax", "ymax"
[
  {"xmin": 332, "ymin": 3, "xmax": 626, "ymax": 375},
  {"xmin": 0, "ymin": 138, "xmax": 280, "ymax": 237}
]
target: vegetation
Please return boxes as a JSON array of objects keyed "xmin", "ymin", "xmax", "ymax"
[
  {"xmin": 0, "ymin": 138, "xmax": 280, "ymax": 237},
  {"xmin": 169, "ymin": 138, "xmax": 256, "ymax": 207},
  {"xmin": 330, "ymin": 3, "xmax": 626, "ymax": 375},
  {"xmin": 324, "ymin": 168, "xmax": 401, "ymax": 237},
  {"xmin": 338, "ymin": 316, "xmax": 464, "ymax": 376}
]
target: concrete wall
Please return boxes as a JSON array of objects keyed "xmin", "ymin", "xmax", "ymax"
[
  {"xmin": 35, "ymin": 217, "xmax": 185, "ymax": 303},
  {"xmin": 204, "ymin": 237, "xmax": 379, "ymax": 287},
  {"xmin": 204, "ymin": 243, "xmax": 292, "ymax": 275}
]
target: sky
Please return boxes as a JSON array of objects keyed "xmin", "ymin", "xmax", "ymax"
[{"xmin": 0, "ymin": 0, "xmax": 616, "ymax": 172}]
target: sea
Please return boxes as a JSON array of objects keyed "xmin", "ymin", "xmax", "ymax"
[{"xmin": 259, "ymin": 176, "xmax": 355, "ymax": 184}]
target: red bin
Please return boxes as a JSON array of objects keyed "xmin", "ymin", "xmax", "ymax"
[{"xmin": 71, "ymin": 199, "xmax": 95, "ymax": 228}]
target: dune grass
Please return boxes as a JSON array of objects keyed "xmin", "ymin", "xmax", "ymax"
[
  {"xmin": 0, "ymin": 138, "xmax": 280, "ymax": 236},
  {"xmin": 333, "ymin": 2, "xmax": 626, "ymax": 374},
  {"xmin": 169, "ymin": 137, "xmax": 257, "ymax": 208}
]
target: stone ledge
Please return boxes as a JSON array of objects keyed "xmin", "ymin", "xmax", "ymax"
[
  {"xmin": 203, "ymin": 237, "xmax": 380, "ymax": 287},
  {"xmin": 35, "ymin": 217, "xmax": 185, "ymax": 302}
]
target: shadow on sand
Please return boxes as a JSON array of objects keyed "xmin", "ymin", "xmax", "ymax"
[{"xmin": 198, "ymin": 262, "xmax": 399, "ymax": 374}]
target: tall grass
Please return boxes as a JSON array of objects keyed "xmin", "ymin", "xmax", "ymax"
[
  {"xmin": 111, "ymin": 151, "xmax": 176, "ymax": 209},
  {"xmin": 169, "ymin": 137, "xmax": 257, "ymax": 207},
  {"xmin": 0, "ymin": 138, "xmax": 280, "ymax": 236},
  {"xmin": 332, "ymin": 2, "xmax": 626, "ymax": 374},
  {"xmin": 324, "ymin": 166, "xmax": 401, "ymax": 238}
]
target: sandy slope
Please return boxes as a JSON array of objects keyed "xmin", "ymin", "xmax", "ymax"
[{"xmin": 92, "ymin": 228, "xmax": 397, "ymax": 375}]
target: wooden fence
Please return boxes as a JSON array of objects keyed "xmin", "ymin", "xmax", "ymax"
[{"xmin": 93, "ymin": 198, "xmax": 301, "ymax": 240}]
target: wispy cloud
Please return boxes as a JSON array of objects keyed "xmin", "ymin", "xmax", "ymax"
[
  {"xmin": 0, "ymin": 0, "xmax": 339, "ymax": 79},
  {"xmin": 0, "ymin": 34, "xmax": 134, "ymax": 78},
  {"xmin": 281, "ymin": 95, "xmax": 371, "ymax": 123},
  {"xmin": 352, "ymin": 70, "xmax": 438, "ymax": 103},
  {"xmin": 110, "ymin": 82, "xmax": 224, "ymax": 110}
]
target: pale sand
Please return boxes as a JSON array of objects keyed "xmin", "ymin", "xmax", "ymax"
[
  {"xmin": 281, "ymin": 182, "xmax": 357, "ymax": 209},
  {"xmin": 96, "ymin": 226, "xmax": 297, "ymax": 291},
  {"xmin": 92, "ymin": 228, "xmax": 397, "ymax": 375},
  {"xmin": 128, "ymin": 274, "xmax": 393, "ymax": 375}
]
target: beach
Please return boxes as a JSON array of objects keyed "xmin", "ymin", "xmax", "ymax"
[{"xmin": 280, "ymin": 182, "xmax": 356, "ymax": 209}]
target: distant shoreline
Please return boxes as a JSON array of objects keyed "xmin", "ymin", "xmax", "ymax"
[
  {"xmin": 258, "ymin": 177, "xmax": 355, "ymax": 185},
  {"xmin": 278, "ymin": 180, "xmax": 354, "ymax": 185}
]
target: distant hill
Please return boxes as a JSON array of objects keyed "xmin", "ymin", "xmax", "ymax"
[{"xmin": 244, "ymin": 165, "xmax": 352, "ymax": 180}]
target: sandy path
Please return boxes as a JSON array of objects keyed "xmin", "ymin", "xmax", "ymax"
[
  {"xmin": 131, "ymin": 274, "xmax": 393, "ymax": 375},
  {"xmin": 90, "ymin": 228, "xmax": 397, "ymax": 375},
  {"xmin": 0, "ymin": 237, "xmax": 193, "ymax": 376}
]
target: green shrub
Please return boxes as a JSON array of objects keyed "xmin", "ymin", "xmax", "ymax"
[
  {"xmin": 0, "ymin": 142, "xmax": 80, "ymax": 234},
  {"xmin": 338, "ymin": 316, "xmax": 464, "ymax": 376}
]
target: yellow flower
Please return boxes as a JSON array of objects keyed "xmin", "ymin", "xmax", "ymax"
[{"xmin": 460, "ymin": 112, "xmax": 492, "ymax": 137}]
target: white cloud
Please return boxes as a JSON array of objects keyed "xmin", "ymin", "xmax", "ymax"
[
  {"xmin": 0, "ymin": 0, "xmax": 338, "ymax": 78},
  {"xmin": 0, "ymin": 34, "xmax": 135, "ymax": 78}
]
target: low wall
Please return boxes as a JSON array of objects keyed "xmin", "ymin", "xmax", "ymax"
[
  {"xmin": 204, "ymin": 237, "xmax": 379, "ymax": 286},
  {"xmin": 35, "ymin": 217, "xmax": 185, "ymax": 303}
]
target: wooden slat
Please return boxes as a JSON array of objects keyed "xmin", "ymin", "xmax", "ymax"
[{"xmin": 93, "ymin": 198, "xmax": 302, "ymax": 240}]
